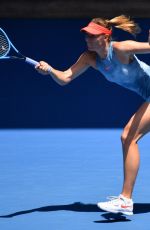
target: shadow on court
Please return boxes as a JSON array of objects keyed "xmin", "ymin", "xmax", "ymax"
[
  {"xmin": 0, "ymin": 202, "xmax": 100, "ymax": 218},
  {"xmin": 0, "ymin": 202, "xmax": 150, "ymax": 221},
  {"xmin": 94, "ymin": 213, "xmax": 132, "ymax": 223}
]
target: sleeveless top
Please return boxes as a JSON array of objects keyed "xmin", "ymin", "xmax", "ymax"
[{"xmin": 96, "ymin": 42, "xmax": 150, "ymax": 101}]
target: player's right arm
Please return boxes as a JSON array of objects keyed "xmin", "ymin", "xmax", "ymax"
[{"xmin": 36, "ymin": 51, "xmax": 95, "ymax": 86}]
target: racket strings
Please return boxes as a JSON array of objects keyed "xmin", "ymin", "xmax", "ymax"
[{"xmin": 0, "ymin": 31, "xmax": 9, "ymax": 57}]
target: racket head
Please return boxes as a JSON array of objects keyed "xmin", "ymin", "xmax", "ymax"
[{"xmin": 0, "ymin": 28, "xmax": 11, "ymax": 58}]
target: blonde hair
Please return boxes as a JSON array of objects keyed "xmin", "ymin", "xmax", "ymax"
[{"xmin": 92, "ymin": 15, "xmax": 141, "ymax": 35}]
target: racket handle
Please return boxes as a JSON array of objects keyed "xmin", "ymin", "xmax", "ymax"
[
  {"xmin": 25, "ymin": 57, "xmax": 39, "ymax": 66},
  {"xmin": 25, "ymin": 57, "xmax": 52, "ymax": 73}
]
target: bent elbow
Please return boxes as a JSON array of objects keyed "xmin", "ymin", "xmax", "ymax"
[{"xmin": 60, "ymin": 77, "xmax": 72, "ymax": 86}]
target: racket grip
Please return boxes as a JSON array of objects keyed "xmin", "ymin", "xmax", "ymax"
[
  {"xmin": 25, "ymin": 57, "xmax": 39, "ymax": 66},
  {"xmin": 25, "ymin": 57, "xmax": 52, "ymax": 73}
]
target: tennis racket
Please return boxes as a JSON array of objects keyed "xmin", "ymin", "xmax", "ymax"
[{"xmin": 0, "ymin": 27, "xmax": 50, "ymax": 70}]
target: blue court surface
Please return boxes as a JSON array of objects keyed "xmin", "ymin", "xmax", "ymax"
[{"xmin": 0, "ymin": 128, "xmax": 150, "ymax": 230}]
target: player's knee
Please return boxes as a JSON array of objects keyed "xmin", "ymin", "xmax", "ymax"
[
  {"xmin": 121, "ymin": 128, "xmax": 134, "ymax": 147},
  {"xmin": 121, "ymin": 127, "xmax": 129, "ymax": 145},
  {"xmin": 121, "ymin": 129, "xmax": 138, "ymax": 147}
]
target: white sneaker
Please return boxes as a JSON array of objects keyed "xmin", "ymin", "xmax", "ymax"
[{"xmin": 97, "ymin": 194, "xmax": 133, "ymax": 216}]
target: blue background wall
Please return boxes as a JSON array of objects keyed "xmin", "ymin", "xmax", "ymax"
[{"xmin": 0, "ymin": 18, "xmax": 149, "ymax": 128}]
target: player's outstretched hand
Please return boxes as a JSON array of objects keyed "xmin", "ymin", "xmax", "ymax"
[{"xmin": 35, "ymin": 61, "xmax": 51, "ymax": 75}]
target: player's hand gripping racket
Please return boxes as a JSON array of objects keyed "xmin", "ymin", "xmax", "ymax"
[{"xmin": 0, "ymin": 27, "xmax": 51, "ymax": 72}]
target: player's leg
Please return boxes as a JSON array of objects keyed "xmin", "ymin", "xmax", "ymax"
[
  {"xmin": 121, "ymin": 102, "xmax": 150, "ymax": 198},
  {"xmin": 97, "ymin": 102, "xmax": 150, "ymax": 215}
]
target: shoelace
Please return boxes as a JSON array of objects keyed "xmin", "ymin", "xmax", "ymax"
[{"xmin": 106, "ymin": 196, "xmax": 123, "ymax": 204}]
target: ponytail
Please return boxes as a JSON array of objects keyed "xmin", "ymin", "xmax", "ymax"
[
  {"xmin": 108, "ymin": 15, "xmax": 141, "ymax": 35},
  {"xmin": 92, "ymin": 15, "xmax": 141, "ymax": 36}
]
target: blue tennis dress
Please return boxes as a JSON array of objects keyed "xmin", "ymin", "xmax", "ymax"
[{"xmin": 96, "ymin": 42, "xmax": 150, "ymax": 102}]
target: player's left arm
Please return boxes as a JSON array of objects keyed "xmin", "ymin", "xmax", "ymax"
[
  {"xmin": 116, "ymin": 41, "xmax": 150, "ymax": 55},
  {"xmin": 114, "ymin": 31, "xmax": 150, "ymax": 55}
]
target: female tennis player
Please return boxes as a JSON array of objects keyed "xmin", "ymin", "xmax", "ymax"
[{"xmin": 36, "ymin": 15, "xmax": 150, "ymax": 216}]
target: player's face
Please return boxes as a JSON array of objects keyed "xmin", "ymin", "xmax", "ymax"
[{"xmin": 85, "ymin": 33, "xmax": 107, "ymax": 51}]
